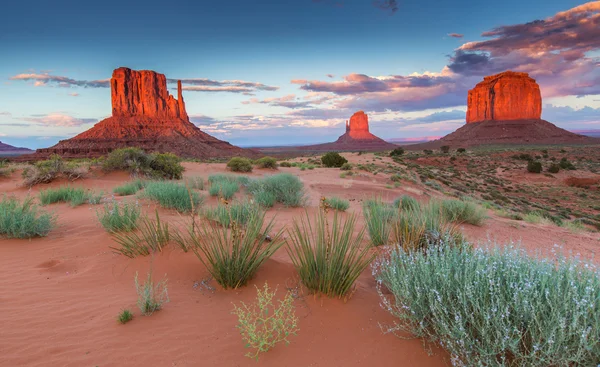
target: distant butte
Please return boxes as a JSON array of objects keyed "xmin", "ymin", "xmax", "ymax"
[
  {"xmin": 299, "ymin": 111, "xmax": 397, "ymax": 152},
  {"xmin": 406, "ymin": 70, "xmax": 598, "ymax": 149},
  {"xmin": 31, "ymin": 67, "xmax": 255, "ymax": 159}
]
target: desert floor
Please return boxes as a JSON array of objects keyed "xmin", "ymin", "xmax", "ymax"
[{"xmin": 1, "ymin": 153, "xmax": 599, "ymax": 367}]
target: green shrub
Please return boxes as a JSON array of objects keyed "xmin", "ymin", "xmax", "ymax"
[
  {"xmin": 457, "ymin": 148, "xmax": 466, "ymax": 153},
  {"xmin": 375, "ymin": 243, "xmax": 600, "ymax": 367},
  {"xmin": 547, "ymin": 163, "xmax": 561, "ymax": 174},
  {"xmin": 247, "ymin": 174, "xmax": 306, "ymax": 208},
  {"xmin": 113, "ymin": 179, "xmax": 145, "ymax": 196},
  {"xmin": 393, "ymin": 195, "xmax": 420, "ymax": 211},
  {"xmin": 117, "ymin": 309, "xmax": 133, "ymax": 324},
  {"xmin": 209, "ymin": 180, "xmax": 239, "ymax": 200},
  {"xmin": 340, "ymin": 163, "xmax": 352, "ymax": 171},
  {"xmin": 320, "ymin": 152, "xmax": 348, "ymax": 168},
  {"xmin": 232, "ymin": 282, "xmax": 298, "ymax": 360},
  {"xmin": 254, "ymin": 190, "xmax": 276, "ymax": 208},
  {"xmin": 97, "ymin": 201, "xmax": 141, "ymax": 232},
  {"xmin": 148, "ymin": 153, "xmax": 184, "ymax": 179},
  {"xmin": 363, "ymin": 199, "xmax": 397, "ymax": 246},
  {"xmin": 0, "ymin": 196, "xmax": 55, "ymax": 238},
  {"xmin": 437, "ymin": 199, "xmax": 487, "ymax": 226},
  {"xmin": 423, "ymin": 149, "xmax": 433, "ymax": 155},
  {"xmin": 440, "ymin": 145, "xmax": 450, "ymax": 154},
  {"xmin": 135, "ymin": 270, "xmax": 169, "ymax": 316},
  {"xmin": 287, "ymin": 210, "xmax": 375, "ymax": 298},
  {"xmin": 38, "ymin": 186, "xmax": 94, "ymax": 207},
  {"xmin": 22, "ymin": 155, "xmax": 88, "ymax": 187},
  {"xmin": 559, "ymin": 157, "xmax": 576, "ymax": 170},
  {"xmin": 255, "ymin": 156, "xmax": 278, "ymax": 169},
  {"xmin": 324, "ymin": 197, "xmax": 349, "ymax": 212},
  {"xmin": 102, "ymin": 148, "xmax": 184, "ymax": 179},
  {"xmin": 389, "ymin": 148, "xmax": 405, "ymax": 157},
  {"xmin": 524, "ymin": 211, "xmax": 553, "ymax": 225},
  {"xmin": 187, "ymin": 210, "xmax": 284, "ymax": 289},
  {"xmin": 204, "ymin": 200, "xmax": 262, "ymax": 228},
  {"xmin": 110, "ymin": 211, "xmax": 171, "ymax": 257},
  {"xmin": 527, "ymin": 160, "xmax": 542, "ymax": 173},
  {"xmin": 227, "ymin": 157, "xmax": 253, "ymax": 172},
  {"xmin": 279, "ymin": 161, "xmax": 292, "ymax": 167},
  {"xmin": 143, "ymin": 181, "xmax": 202, "ymax": 212}
]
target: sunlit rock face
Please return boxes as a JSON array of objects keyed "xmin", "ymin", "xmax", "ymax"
[{"xmin": 466, "ymin": 71, "xmax": 542, "ymax": 123}]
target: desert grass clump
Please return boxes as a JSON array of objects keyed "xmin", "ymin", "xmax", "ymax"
[
  {"xmin": 0, "ymin": 196, "xmax": 55, "ymax": 238},
  {"xmin": 185, "ymin": 176, "xmax": 205, "ymax": 190},
  {"xmin": 97, "ymin": 201, "xmax": 141, "ymax": 232},
  {"xmin": 279, "ymin": 161, "xmax": 292, "ymax": 167},
  {"xmin": 247, "ymin": 173, "xmax": 306, "ymax": 208},
  {"xmin": 204, "ymin": 200, "xmax": 262, "ymax": 228},
  {"xmin": 38, "ymin": 186, "xmax": 95, "ymax": 207},
  {"xmin": 392, "ymin": 205, "xmax": 462, "ymax": 251},
  {"xmin": 393, "ymin": 195, "xmax": 420, "ymax": 211},
  {"xmin": 324, "ymin": 197, "xmax": 349, "ymax": 212},
  {"xmin": 209, "ymin": 180, "xmax": 239, "ymax": 200},
  {"xmin": 117, "ymin": 309, "xmax": 133, "ymax": 324},
  {"xmin": 524, "ymin": 211, "xmax": 553, "ymax": 225},
  {"xmin": 135, "ymin": 270, "xmax": 169, "ymax": 316},
  {"xmin": 21, "ymin": 154, "xmax": 89, "ymax": 187},
  {"xmin": 255, "ymin": 156, "xmax": 278, "ymax": 169},
  {"xmin": 362, "ymin": 199, "xmax": 397, "ymax": 246},
  {"xmin": 187, "ymin": 209, "xmax": 284, "ymax": 289},
  {"xmin": 374, "ymin": 242, "xmax": 600, "ymax": 367},
  {"xmin": 287, "ymin": 207, "xmax": 375, "ymax": 298},
  {"xmin": 113, "ymin": 179, "xmax": 145, "ymax": 196},
  {"xmin": 143, "ymin": 181, "xmax": 202, "ymax": 213},
  {"xmin": 227, "ymin": 157, "xmax": 253, "ymax": 172},
  {"xmin": 437, "ymin": 198, "xmax": 487, "ymax": 226},
  {"xmin": 110, "ymin": 211, "xmax": 171, "ymax": 257},
  {"xmin": 232, "ymin": 282, "xmax": 298, "ymax": 360}
]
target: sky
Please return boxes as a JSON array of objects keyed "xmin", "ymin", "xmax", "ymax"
[{"xmin": 1, "ymin": 0, "xmax": 599, "ymax": 149}]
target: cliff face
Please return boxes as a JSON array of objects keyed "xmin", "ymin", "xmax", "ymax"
[
  {"xmin": 466, "ymin": 71, "xmax": 542, "ymax": 123},
  {"xmin": 32, "ymin": 67, "xmax": 255, "ymax": 159}
]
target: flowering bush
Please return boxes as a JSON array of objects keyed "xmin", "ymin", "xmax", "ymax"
[{"xmin": 374, "ymin": 242, "xmax": 600, "ymax": 366}]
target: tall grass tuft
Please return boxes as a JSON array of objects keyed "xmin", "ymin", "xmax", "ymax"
[
  {"xmin": 97, "ymin": 201, "xmax": 141, "ymax": 232},
  {"xmin": 286, "ymin": 209, "xmax": 375, "ymax": 298},
  {"xmin": 374, "ymin": 242, "xmax": 600, "ymax": 367},
  {"xmin": 393, "ymin": 205, "xmax": 463, "ymax": 251},
  {"xmin": 187, "ymin": 209, "xmax": 284, "ymax": 289},
  {"xmin": 204, "ymin": 200, "xmax": 262, "ymax": 228},
  {"xmin": 110, "ymin": 210, "xmax": 171, "ymax": 257},
  {"xmin": 362, "ymin": 199, "xmax": 397, "ymax": 246},
  {"xmin": 437, "ymin": 199, "xmax": 487, "ymax": 226},
  {"xmin": 135, "ymin": 270, "xmax": 169, "ymax": 316},
  {"xmin": 39, "ymin": 186, "xmax": 95, "ymax": 207},
  {"xmin": 185, "ymin": 176, "xmax": 205, "ymax": 190},
  {"xmin": 393, "ymin": 195, "xmax": 420, "ymax": 211},
  {"xmin": 324, "ymin": 197, "xmax": 350, "ymax": 212},
  {"xmin": 0, "ymin": 196, "xmax": 55, "ymax": 238},
  {"xmin": 247, "ymin": 173, "xmax": 306, "ymax": 208},
  {"xmin": 209, "ymin": 180, "xmax": 239, "ymax": 200},
  {"xmin": 113, "ymin": 179, "xmax": 145, "ymax": 196},
  {"xmin": 143, "ymin": 181, "xmax": 202, "ymax": 212}
]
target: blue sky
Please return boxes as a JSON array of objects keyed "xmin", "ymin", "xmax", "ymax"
[{"xmin": 1, "ymin": 0, "xmax": 599, "ymax": 148}]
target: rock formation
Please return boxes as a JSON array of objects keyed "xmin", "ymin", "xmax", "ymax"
[
  {"xmin": 466, "ymin": 71, "xmax": 541, "ymax": 123},
  {"xmin": 405, "ymin": 70, "xmax": 597, "ymax": 149},
  {"xmin": 32, "ymin": 67, "xmax": 255, "ymax": 159},
  {"xmin": 298, "ymin": 111, "xmax": 397, "ymax": 152}
]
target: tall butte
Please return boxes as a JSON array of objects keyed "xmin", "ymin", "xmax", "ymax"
[
  {"xmin": 300, "ymin": 111, "xmax": 397, "ymax": 151},
  {"xmin": 406, "ymin": 70, "xmax": 596, "ymax": 149},
  {"xmin": 34, "ymin": 67, "xmax": 255, "ymax": 159}
]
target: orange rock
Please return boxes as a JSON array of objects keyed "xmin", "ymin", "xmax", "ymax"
[{"xmin": 466, "ymin": 71, "xmax": 542, "ymax": 123}]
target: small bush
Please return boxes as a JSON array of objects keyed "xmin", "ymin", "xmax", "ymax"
[
  {"xmin": 117, "ymin": 309, "xmax": 133, "ymax": 324},
  {"xmin": 135, "ymin": 270, "xmax": 169, "ymax": 316},
  {"xmin": 255, "ymin": 156, "xmax": 278, "ymax": 169},
  {"xmin": 232, "ymin": 282, "xmax": 298, "ymax": 360},
  {"xmin": 254, "ymin": 190, "xmax": 276, "ymax": 208},
  {"xmin": 185, "ymin": 176, "xmax": 205, "ymax": 190},
  {"xmin": 547, "ymin": 163, "xmax": 560, "ymax": 174},
  {"xmin": 440, "ymin": 145, "xmax": 450, "ymax": 154},
  {"xmin": 287, "ymin": 209, "xmax": 375, "ymax": 298},
  {"xmin": 227, "ymin": 157, "xmax": 253, "ymax": 172},
  {"xmin": 22, "ymin": 155, "xmax": 88, "ymax": 187},
  {"xmin": 0, "ymin": 196, "xmax": 55, "ymax": 238},
  {"xmin": 279, "ymin": 161, "xmax": 292, "ymax": 168},
  {"xmin": 559, "ymin": 157, "xmax": 576, "ymax": 170},
  {"xmin": 187, "ymin": 210, "xmax": 284, "ymax": 289},
  {"xmin": 97, "ymin": 201, "xmax": 141, "ymax": 232},
  {"xmin": 389, "ymin": 148, "xmax": 405, "ymax": 157},
  {"xmin": 393, "ymin": 195, "xmax": 420, "ymax": 211},
  {"xmin": 113, "ymin": 179, "xmax": 145, "ymax": 196},
  {"xmin": 527, "ymin": 160, "xmax": 542, "ymax": 173},
  {"xmin": 204, "ymin": 200, "xmax": 262, "ymax": 228},
  {"xmin": 374, "ymin": 243, "xmax": 600, "ymax": 367},
  {"xmin": 423, "ymin": 149, "xmax": 433, "ymax": 155},
  {"xmin": 438, "ymin": 199, "xmax": 487, "ymax": 226},
  {"xmin": 143, "ymin": 181, "xmax": 202, "ymax": 213},
  {"xmin": 324, "ymin": 197, "xmax": 350, "ymax": 212},
  {"xmin": 38, "ymin": 186, "xmax": 94, "ymax": 207},
  {"xmin": 340, "ymin": 162, "xmax": 352, "ymax": 171},
  {"xmin": 110, "ymin": 211, "xmax": 171, "ymax": 257},
  {"xmin": 247, "ymin": 174, "xmax": 306, "ymax": 208},
  {"xmin": 321, "ymin": 152, "xmax": 348, "ymax": 168},
  {"xmin": 457, "ymin": 148, "xmax": 466, "ymax": 153},
  {"xmin": 392, "ymin": 205, "xmax": 462, "ymax": 251},
  {"xmin": 524, "ymin": 211, "xmax": 553, "ymax": 225},
  {"xmin": 148, "ymin": 153, "xmax": 184, "ymax": 179},
  {"xmin": 209, "ymin": 180, "xmax": 239, "ymax": 200},
  {"xmin": 102, "ymin": 148, "xmax": 184, "ymax": 179}
]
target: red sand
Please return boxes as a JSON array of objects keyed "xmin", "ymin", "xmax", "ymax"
[{"xmin": 1, "ymin": 158, "xmax": 599, "ymax": 366}]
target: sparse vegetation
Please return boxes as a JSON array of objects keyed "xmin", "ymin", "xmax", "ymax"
[
  {"xmin": 363, "ymin": 199, "xmax": 397, "ymax": 246},
  {"xmin": 393, "ymin": 195, "xmax": 420, "ymax": 211},
  {"xmin": 437, "ymin": 199, "xmax": 487, "ymax": 226},
  {"xmin": 255, "ymin": 156, "xmax": 278, "ymax": 169},
  {"xmin": 320, "ymin": 152, "xmax": 348, "ymax": 168},
  {"xmin": 204, "ymin": 200, "xmax": 262, "ymax": 228},
  {"xmin": 39, "ymin": 186, "xmax": 96, "ymax": 207},
  {"xmin": 389, "ymin": 147, "xmax": 405, "ymax": 157},
  {"xmin": 135, "ymin": 270, "xmax": 169, "ymax": 316},
  {"xmin": 227, "ymin": 157, "xmax": 253, "ymax": 172},
  {"xmin": 185, "ymin": 176, "xmax": 205, "ymax": 190},
  {"xmin": 323, "ymin": 196, "xmax": 349, "ymax": 212},
  {"xmin": 247, "ymin": 173, "xmax": 306, "ymax": 208},
  {"xmin": 375, "ymin": 242, "xmax": 600, "ymax": 367},
  {"xmin": 440, "ymin": 145, "xmax": 450, "ymax": 154},
  {"xmin": 113, "ymin": 179, "xmax": 146, "ymax": 196},
  {"xmin": 547, "ymin": 163, "xmax": 561, "ymax": 173},
  {"xmin": 117, "ymin": 309, "xmax": 133, "ymax": 324},
  {"xmin": 209, "ymin": 180, "xmax": 239, "ymax": 200},
  {"xmin": 232, "ymin": 282, "xmax": 298, "ymax": 360},
  {"xmin": 0, "ymin": 196, "xmax": 55, "ymax": 238},
  {"xmin": 279, "ymin": 161, "xmax": 292, "ymax": 167},
  {"xmin": 97, "ymin": 201, "xmax": 141, "ymax": 232},
  {"xmin": 143, "ymin": 181, "xmax": 202, "ymax": 212},
  {"xmin": 340, "ymin": 162, "xmax": 353, "ymax": 171},
  {"xmin": 110, "ymin": 211, "xmax": 171, "ymax": 257},
  {"xmin": 22, "ymin": 154, "xmax": 88, "ymax": 187}
]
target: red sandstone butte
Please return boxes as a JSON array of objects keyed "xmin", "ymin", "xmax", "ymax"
[
  {"xmin": 32, "ymin": 67, "xmax": 255, "ymax": 159},
  {"xmin": 299, "ymin": 111, "xmax": 397, "ymax": 152},
  {"xmin": 466, "ymin": 71, "xmax": 542, "ymax": 123}
]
